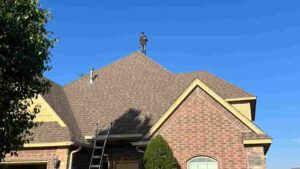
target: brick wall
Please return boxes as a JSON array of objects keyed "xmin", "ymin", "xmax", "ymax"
[
  {"xmin": 155, "ymin": 87, "xmax": 251, "ymax": 169},
  {"xmin": 3, "ymin": 147, "xmax": 69, "ymax": 169},
  {"xmin": 106, "ymin": 144, "xmax": 144, "ymax": 169},
  {"xmin": 72, "ymin": 143, "xmax": 144, "ymax": 169}
]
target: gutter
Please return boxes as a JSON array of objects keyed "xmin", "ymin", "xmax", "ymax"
[
  {"xmin": 131, "ymin": 141, "xmax": 149, "ymax": 146},
  {"xmin": 131, "ymin": 141, "xmax": 149, "ymax": 154},
  {"xmin": 84, "ymin": 134, "xmax": 142, "ymax": 141},
  {"xmin": 68, "ymin": 146, "xmax": 81, "ymax": 169}
]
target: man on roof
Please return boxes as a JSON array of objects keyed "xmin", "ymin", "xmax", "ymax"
[{"xmin": 139, "ymin": 32, "xmax": 148, "ymax": 54}]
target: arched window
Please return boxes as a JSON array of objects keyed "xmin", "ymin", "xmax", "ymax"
[{"xmin": 187, "ymin": 156, "xmax": 218, "ymax": 169}]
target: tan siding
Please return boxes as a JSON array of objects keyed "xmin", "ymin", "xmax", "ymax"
[{"xmin": 231, "ymin": 102, "xmax": 252, "ymax": 120}]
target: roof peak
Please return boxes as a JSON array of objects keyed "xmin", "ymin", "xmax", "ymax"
[{"xmin": 63, "ymin": 51, "xmax": 173, "ymax": 87}]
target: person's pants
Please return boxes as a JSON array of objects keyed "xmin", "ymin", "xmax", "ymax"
[{"xmin": 140, "ymin": 45, "xmax": 146, "ymax": 54}]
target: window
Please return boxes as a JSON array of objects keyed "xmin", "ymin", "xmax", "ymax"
[
  {"xmin": 187, "ymin": 157, "xmax": 218, "ymax": 169},
  {"xmin": 114, "ymin": 161, "xmax": 139, "ymax": 169}
]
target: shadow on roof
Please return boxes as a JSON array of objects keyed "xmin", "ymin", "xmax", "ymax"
[{"xmin": 100, "ymin": 108, "xmax": 152, "ymax": 135}]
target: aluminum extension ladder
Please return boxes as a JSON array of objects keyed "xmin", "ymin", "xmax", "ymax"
[{"xmin": 89, "ymin": 123, "xmax": 112, "ymax": 169}]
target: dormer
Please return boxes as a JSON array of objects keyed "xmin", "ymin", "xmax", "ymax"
[{"xmin": 226, "ymin": 97, "xmax": 257, "ymax": 121}]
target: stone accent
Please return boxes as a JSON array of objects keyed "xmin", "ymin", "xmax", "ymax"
[
  {"xmin": 245, "ymin": 146, "xmax": 266, "ymax": 169},
  {"xmin": 2, "ymin": 147, "xmax": 69, "ymax": 169},
  {"xmin": 155, "ymin": 87, "xmax": 251, "ymax": 169}
]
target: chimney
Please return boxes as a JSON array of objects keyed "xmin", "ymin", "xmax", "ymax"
[{"xmin": 89, "ymin": 67, "xmax": 94, "ymax": 84}]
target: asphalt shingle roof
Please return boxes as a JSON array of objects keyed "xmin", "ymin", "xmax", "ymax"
[{"xmin": 31, "ymin": 51, "xmax": 268, "ymax": 144}]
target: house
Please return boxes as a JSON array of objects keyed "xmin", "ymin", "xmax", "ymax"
[{"xmin": 1, "ymin": 51, "xmax": 272, "ymax": 169}]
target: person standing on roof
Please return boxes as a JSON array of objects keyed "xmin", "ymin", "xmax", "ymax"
[{"xmin": 139, "ymin": 32, "xmax": 148, "ymax": 54}]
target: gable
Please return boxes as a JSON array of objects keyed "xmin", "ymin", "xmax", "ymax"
[
  {"xmin": 28, "ymin": 95, "xmax": 66, "ymax": 127},
  {"xmin": 144, "ymin": 78, "xmax": 265, "ymax": 138},
  {"xmin": 152, "ymin": 87, "xmax": 250, "ymax": 168}
]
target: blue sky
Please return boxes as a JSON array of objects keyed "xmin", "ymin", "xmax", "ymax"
[{"xmin": 40, "ymin": 0, "xmax": 300, "ymax": 168}]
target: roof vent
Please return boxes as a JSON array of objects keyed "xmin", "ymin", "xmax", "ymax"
[{"xmin": 89, "ymin": 67, "xmax": 94, "ymax": 84}]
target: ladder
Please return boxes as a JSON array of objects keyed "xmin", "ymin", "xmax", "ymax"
[{"xmin": 89, "ymin": 123, "xmax": 112, "ymax": 169}]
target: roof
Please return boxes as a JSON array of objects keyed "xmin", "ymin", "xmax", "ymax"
[
  {"xmin": 63, "ymin": 51, "xmax": 256, "ymax": 136},
  {"xmin": 30, "ymin": 80, "xmax": 88, "ymax": 145},
  {"xmin": 242, "ymin": 132, "xmax": 271, "ymax": 140},
  {"xmin": 31, "ymin": 51, "xmax": 269, "ymax": 145},
  {"xmin": 176, "ymin": 72, "xmax": 254, "ymax": 99},
  {"xmin": 29, "ymin": 122, "xmax": 71, "ymax": 143},
  {"xmin": 64, "ymin": 51, "xmax": 182, "ymax": 136}
]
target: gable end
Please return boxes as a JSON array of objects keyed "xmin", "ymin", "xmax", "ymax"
[{"xmin": 144, "ymin": 78, "xmax": 265, "ymax": 138}]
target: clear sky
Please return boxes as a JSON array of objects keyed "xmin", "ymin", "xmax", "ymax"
[{"xmin": 40, "ymin": 0, "xmax": 300, "ymax": 168}]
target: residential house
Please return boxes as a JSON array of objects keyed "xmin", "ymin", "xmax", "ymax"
[{"xmin": 1, "ymin": 51, "xmax": 272, "ymax": 169}]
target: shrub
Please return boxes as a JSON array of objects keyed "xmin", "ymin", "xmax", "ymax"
[{"xmin": 144, "ymin": 135, "xmax": 178, "ymax": 169}]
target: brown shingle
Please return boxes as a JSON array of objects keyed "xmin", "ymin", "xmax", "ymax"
[
  {"xmin": 64, "ymin": 52, "xmax": 182, "ymax": 136},
  {"xmin": 63, "ymin": 51, "xmax": 256, "ymax": 137},
  {"xmin": 242, "ymin": 132, "xmax": 271, "ymax": 140},
  {"xmin": 30, "ymin": 122, "xmax": 71, "ymax": 143},
  {"xmin": 41, "ymin": 80, "xmax": 87, "ymax": 145},
  {"xmin": 176, "ymin": 71, "xmax": 254, "ymax": 99}
]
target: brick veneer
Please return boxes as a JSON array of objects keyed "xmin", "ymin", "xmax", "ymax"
[
  {"xmin": 3, "ymin": 147, "xmax": 69, "ymax": 169},
  {"xmin": 155, "ymin": 87, "xmax": 252, "ymax": 169}
]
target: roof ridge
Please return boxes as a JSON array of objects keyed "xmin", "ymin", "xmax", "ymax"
[
  {"xmin": 139, "ymin": 52, "xmax": 174, "ymax": 75},
  {"xmin": 63, "ymin": 51, "xmax": 140, "ymax": 87},
  {"xmin": 175, "ymin": 71, "xmax": 207, "ymax": 75},
  {"xmin": 63, "ymin": 51, "xmax": 174, "ymax": 88}
]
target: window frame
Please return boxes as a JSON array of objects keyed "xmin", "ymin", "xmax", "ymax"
[{"xmin": 187, "ymin": 156, "xmax": 218, "ymax": 169}]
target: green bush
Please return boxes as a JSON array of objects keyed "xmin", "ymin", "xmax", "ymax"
[{"xmin": 144, "ymin": 135, "xmax": 178, "ymax": 169}]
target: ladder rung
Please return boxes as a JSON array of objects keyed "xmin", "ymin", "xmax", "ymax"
[
  {"xmin": 89, "ymin": 123, "xmax": 112, "ymax": 169},
  {"xmin": 89, "ymin": 165, "xmax": 100, "ymax": 168}
]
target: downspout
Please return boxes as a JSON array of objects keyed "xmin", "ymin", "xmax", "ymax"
[
  {"xmin": 136, "ymin": 146, "xmax": 145, "ymax": 154},
  {"xmin": 68, "ymin": 146, "xmax": 82, "ymax": 169}
]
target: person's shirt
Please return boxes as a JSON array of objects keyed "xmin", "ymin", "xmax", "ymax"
[{"xmin": 140, "ymin": 35, "xmax": 148, "ymax": 45}]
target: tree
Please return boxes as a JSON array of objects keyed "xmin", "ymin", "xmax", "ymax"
[
  {"xmin": 144, "ymin": 135, "xmax": 178, "ymax": 169},
  {"xmin": 0, "ymin": 0, "xmax": 56, "ymax": 160}
]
